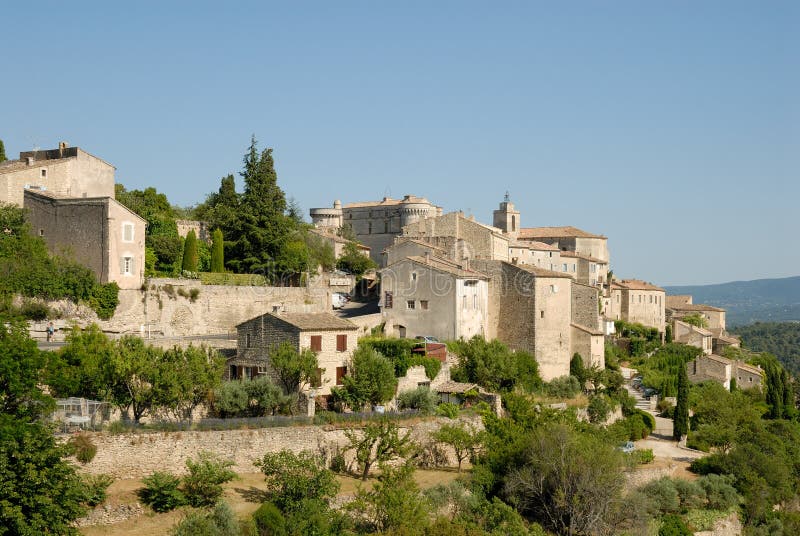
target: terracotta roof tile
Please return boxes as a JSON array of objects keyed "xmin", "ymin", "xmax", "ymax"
[
  {"xmin": 518, "ymin": 226, "xmax": 606, "ymax": 239},
  {"xmin": 612, "ymin": 279, "xmax": 665, "ymax": 292}
]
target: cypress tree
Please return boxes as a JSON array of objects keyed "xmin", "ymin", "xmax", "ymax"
[
  {"xmin": 211, "ymin": 228, "xmax": 224, "ymax": 272},
  {"xmin": 673, "ymin": 362, "xmax": 689, "ymax": 441},
  {"xmin": 0, "ymin": 139, "xmax": 6, "ymax": 163},
  {"xmin": 729, "ymin": 377, "xmax": 737, "ymax": 392},
  {"xmin": 182, "ymin": 230, "xmax": 198, "ymax": 272}
]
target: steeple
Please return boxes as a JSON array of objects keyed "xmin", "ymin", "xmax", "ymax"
[{"xmin": 493, "ymin": 192, "xmax": 520, "ymax": 238}]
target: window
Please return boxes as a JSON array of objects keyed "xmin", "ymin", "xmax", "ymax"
[
  {"xmin": 540, "ymin": 311, "xmax": 545, "ymax": 318},
  {"xmin": 121, "ymin": 256, "xmax": 133, "ymax": 275},
  {"xmin": 384, "ymin": 221, "xmax": 389, "ymax": 233},
  {"xmin": 38, "ymin": 229, "xmax": 44, "ymax": 237},
  {"xmin": 336, "ymin": 366, "xmax": 347, "ymax": 386},
  {"xmin": 40, "ymin": 169, "xmax": 46, "ymax": 178},
  {"xmin": 511, "ymin": 215, "xmax": 516, "ymax": 232},
  {"xmin": 257, "ymin": 366, "xmax": 268, "ymax": 375},
  {"xmin": 411, "ymin": 272, "xmax": 417, "ymax": 282},
  {"xmin": 473, "ymin": 295, "xmax": 477, "ymax": 309},
  {"xmin": 464, "ymin": 279, "xmax": 478, "ymax": 286},
  {"xmin": 310, "ymin": 335, "xmax": 322, "ymax": 352},
  {"xmin": 122, "ymin": 222, "xmax": 134, "ymax": 242},
  {"xmin": 336, "ymin": 334, "xmax": 347, "ymax": 352},
  {"xmin": 562, "ymin": 263, "xmax": 568, "ymax": 272},
  {"xmin": 420, "ymin": 300, "xmax": 428, "ymax": 310},
  {"xmin": 549, "ymin": 252, "xmax": 553, "ymax": 257},
  {"xmin": 246, "ymin": 333, "xmax": 251, "ymax": 348},
  {"xmin": 572, "ymin": 264, "xmax": 576, "ymax": 272},
  {"xmin": 384, "ymin": 291, "xmax": 393, "ymax": 309},
  {"xmin": 649, "ymin": 295, "xmax": 653, "ymax": 304},
  {"xmin": 462, "ymin": 295, "xmax": 467, "ymax": 309},
  {"xmin": 368, "ymin": 222, "xmax": 372, "ymax": 234},
  {"xmin": 407, "ymin": 300, "xmax": 415, "ymax": 310}
]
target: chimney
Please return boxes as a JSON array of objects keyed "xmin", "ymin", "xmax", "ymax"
[
  {"xmin": 58, "ymin": 141, "xmax": 68, "ymax": 157},
  {"xmin": 26, "ymin": 156, "xmax": 34, "ymax": 166},
  {"xmin": 424, "ymin": 251, "xmax": 431, "ymax": 264}
]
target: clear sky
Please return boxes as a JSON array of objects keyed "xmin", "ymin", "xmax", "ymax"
[{"xmin": 2, "ymin": 1, "xmax": 797, "ymax": 286}]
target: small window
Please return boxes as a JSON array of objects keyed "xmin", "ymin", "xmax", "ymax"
[
  {"xmin": 540, "ymin": 311, "xmax": 545, "ymax": 319},
  {"xmin": 40, "ymin": 169, "xmax": 47, "ymax": 178},
  {"xmin": 336, "ymin": 334, "xmax": 347, "ymax": 352},
  {"xmin": 462, "ymin": 295, "xmax": 467, "ymax": 309},
  {"xmin": 336, "ymin": 366, "xmax": 347, "ymax": 386},
  {"xmin": 562, "ymin": 263, "xmax": 568, "ymax": 272},
  {"xmin": 246, "ymin": 333, "xmax": 251, "ymax": 348},
  {"xmin": 122, "ymin": 256, "xmax": 133, "ymax": 275},
  {"xmin": 407, "ymin": 300, "xmax": 415, "ymax": 310},
  {"xmin": 420, "ymin": 300, "xmax": 428, "ymax": 310},
  {"xmin": 473, "ymin": 295, "xmax": 477, "ymax": 309},
  {"xmin": 384, "ymin": 221, "xmax": 389, "ymax": 233},
  {"xmin": 257, "ymin": 366, "xmax": 268, "ymax": 375},
  {"xmin": 384, "ymin": 291, "xmax": 393, "ymax": 309},
  {"xmin": 411, "ymin": 272, "xmax": 417, "ymax": 281},
  {"xmin": 122, "ymin": 222, "xmax": 134, "ymax": 242},
  {"xmin": 368, "ymin": 222, "xmax": 372, "ymax": 234},
  {"xmin": 310, "ymin": 335, "xmax": 322, "ymax": 352},
  {"xmin": 39, "ymin": 229, "xmax": 44, "ymax": 237}
]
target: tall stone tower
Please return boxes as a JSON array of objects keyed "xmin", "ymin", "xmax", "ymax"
[{"xmin": 493, "ymin": 192, "xmax": 520, "ymax": 239}]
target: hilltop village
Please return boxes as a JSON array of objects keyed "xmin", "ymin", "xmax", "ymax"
[{"xmin": 5, "ymin": 141, "xmax": 795, "ymax": 536}]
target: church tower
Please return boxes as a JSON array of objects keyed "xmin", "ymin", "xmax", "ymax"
[{"xmin": 493, "ymin": 192, "xmax": 520, "ymax": 239}]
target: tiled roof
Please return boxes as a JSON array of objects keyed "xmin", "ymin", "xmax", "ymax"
[
  {"xmin": 384, "ymin": 238, "xmax": 447, "ymax": 253},
  {"xmin": 665, "ymin": 295, "xmax": 693, "ymax": 306},
  {"xmin": 675, "ymin": 320, "xmax": 713, "ymax": 337},
  {"xmin": 559, "ymin": 251, "xmax": 607, "ymax": 263},
  {"xmin": 612, "ymin": 279, "xmax": 665, "ymax": 292},
  {"xmin": 344, "ymin": 195, "xmax": 434, "ymax": 208},
  {"xmin": 436, "ymin": 381, "xmax": 481, "ymax": 394},
  {"xmin": 509, "ymin": 239, "xmax": 559, "ymax": 251},
  {"xmin": 667, "ymin": 302, "xmax": 726, "ymax": 313},
  {"xmin": 0, "ymin": 157, "xmax": 72, "ymax": 175},
  {"xmin": 518, "ymin": 226, "xmax": 606, "ymax": 239},
  {"xmin": 571, "ymin": 323, "xmax": 604, "ymax": 336},
  {"xmin": 702, "ymin": 354, "xmax": 733, "ymax": 366},
  {"xmin": 510, "ymin": 263, "xmax": 574, "ymax": 279},
  {"xmin": 736, "ymin": 362, "xmax": 763, "ymax": 375},
  {"xmin": 403, "ymin": 255, "xmax": 489, "ymax": 279},
  {"xmin": 238, "ymin": 312, "xmax": 358, "ymax": 331}
]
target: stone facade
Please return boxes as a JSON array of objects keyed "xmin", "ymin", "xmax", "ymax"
[
  {"xmin": 232, "ymin": 312, "xmax": 359, "ymax": 396},
  {"xmin": 380, "ymin": 255, "xmax": 489, "ymax": 341},
  {"xmin": 24, "ymin": 190, "xmax": 146, "ymax": 290},
  {"xmin": 310, "ymin": 195, "xmax": 441, "ymax": 265},
  {"xmin": 508, "ymin": 240, "xmax": 561, "ymax": 270},
  {"xmin": 383, "ymin": 238, "xmax": 447, "ymax": 268},
  {"xmin": 674, "ymin": 320, "xmax": 713, "ymax": 355},
  {"xmin": 0, "ymin": 143, "xmax": 115, "ymax": 206},
  {"xmin": 687, "ymin": 354, "xmax": 763, "ymax": 390},
  {"xmin": 570, "ymin": 323, "xmax": 605, "ymax": 369},
  {"xmin": 666, "ymin": 296, "xmax": 727, "ymax": 333},
  {"xmin": 492, "ymin": 197, "xmax": 520, "ymax": 239},
  {"xmin": 517, "ymin": 226, "xmax": 609, "ymax": 263},
  {"xmin": 176, "ymin": 219, "xmax": 210, "ymax": 242},
  {"xmin": 571, "ymin": 281, "xmax": 602, "ymax": 330},
  {"xmin": 402, "ymin": 212, "xmax": 510, "ymax": 262},
  {"xmin": 559, "ymin": 251, "xmax": 608, "ymax": 287},
  {"xmin": 607, "ymin": 279, "xmax": 666, "ymax": 332}
]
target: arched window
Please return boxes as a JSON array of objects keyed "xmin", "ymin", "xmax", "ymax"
[{"xmin": 511, "ymin": 215, "xmax": 516, "ymax": 232}]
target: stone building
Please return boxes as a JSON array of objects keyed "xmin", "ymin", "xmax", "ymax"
[
  {"xmin": 176, "ymin": 220, "xmax": 210, "ymax": 243},
  {"xmin": 492, "ymin": 195, "xmax": 521, "ymax": 239},
  {"xmin": 559, "ymin": 251, "xmax": 608, "ymax": 288},
  {"xmin": 0, "ymin": 142, "xmax": 115, "ymax": 206},
  {"xmin": 508, "ymin": 240, "xmax": 560, "ymax": 271},
  {"xmin": 380, "ymin": 255, "xmax": 489, "ymax": 341},
  {"xmin": 231, "ymin": 312, "xmax": 358, "ymax": 397},
  {"xmin": 516, "ymin": 225, "xmax": 609, "ymax": 263},
  {"xmin": 606, "ymin": 279, "xmax": 666, "ymax": 333},
  {"xmin": 401, "ymin": 212, "xmax": 510, "ymax": 262},
  {"xmin": 674, "ymin": 320, "xmax": 713, "ymax": 354},
  {"xmin": 310, "ymin": 195, "xmax": 441, "ymax": 265},
  {"xmin": 23, "ymin": 189, "xmax": 146, "ymax": 290},
  {"xmin": 382, "ymin": 238, "xmax": 447, "ymax": 268},
  {"xmin": 666, "ymin": 295, "xmax": 740, "ymax": 353},
  {"xmin": 687, "ymin": 354, "xmax": 763, "ymax": 390}
]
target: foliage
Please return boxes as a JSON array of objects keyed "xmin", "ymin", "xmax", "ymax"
[
  {"xmin": 449, "ymin": 336, "xmax": 541, "ymax": 393},
  {"xmin": 543, "ymin": 375, "xmax": 581, "ymax": 399},
  {"xmin": 211, "ymin": 228, "xmax": 225, "ymax": 272},
  {"xmin": 637, "ymin": 343, "xmax": 704, "ymax": 397},
  {"xmin": 331, "ymin": 345, "xmax": 397, "ymax": 410},
  {"xmin": 397, "ymin": 386, "xmax": 438, "ymax": 413},
  {"xmin": 0, "ymin": 318, "xmax": 87, "ymax": 534},
  {"xmin": 270, "ymin": 341, "xmax": 319, "ymax": 394},
  {"xmin": 659, "ymin": 514, "xmax": 692, "ymax": 536},
  {"xmin": 252, "ymin": 502, "xmax": 287, "ymax": 536},
  {"xmin": 673, "ymin": 359, "xmax": 690, "ymax": 440},
  {"xmin": 747, "ymin": 350, "xmax": 795, "ymax": 420},
  {"xmin": 69, "ymin": 432, "xmax": 98, "ymax": 464},
  {"xmin": 436, "ymin": 402, "xmax": 461, "ymax": 419},
  {"xmin": 634, "ymin": 448, "xmax": 655, "ymax": 464},
  {"xmin": 82, "ymin": 474, "xmax": 114, "ymax": 507},
  {"xmin": 0, "ymin": 139, "xmax": 5, "ymax": 162},
  {"xmin": 255, "ymin": 450, "xmax": 339, "ymax": 513},
  {"xmin": 344, "ymin": 419, "xmax": 414, "ymax": 480},
  {"xmin": 731, "ymin": 321, "xmax": 800, "ymax": 376},
  {"xmin": 641, "ymin": 477, "xmax": 681, "ymax": 514},
  {"xmin": 570, "ymin": 353, "xmax": 587, "ymax": 387},
  {"xmin": 211, "ymin": 377, "xmax": 293, "ymax": 418},
  {"xmin": 688, "ymin": 381, "xmax": 765, "ymax": 453},
  {"xmin": 181, "ymin": 229, "xmax": 199, "ymax": 272},
  {"xmin": 608, "ymin": 409, "xmax": 654, "ymax": 441},
  {"xmin": 432, "ymin": 421, "xmax": 483, "ymax": 472},
  {"xmin": 171, "ymin": 501, "xmax": 241, "ymax": 536},
  {"xmin": 503, "ymin": 423, "xmax": 628, "ymax": 535},
  {"xmin": 682, "ymin": 313, "xmax": 708, "ymax": 328},
  {"xmin": 88, "ymin": 282, "xmax": 120, "ymax": 320},
  {"xmin": 138, "ymin": 471, "xmax": 186, "ymax": 512},
  {"xmin": 182, "ymin": 451, "xmax": 237, "ymax": 507},
  {"xmin": 587, "ymin": 394, "xmax": 611, "ymax": 424},
  {"xmin": 347, "ymin": 463, "xmax": 430, "ymax": 533},
  {"xmin": 336, "ymin": 240, "xmax": 376, "ymax": 277},
  {"xmin": 199, "ymin": 271, "xmax": 267, "ymax": 286}
]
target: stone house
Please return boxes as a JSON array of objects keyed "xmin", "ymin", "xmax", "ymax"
[
  {"xmin": 0, "ymin": 142, "xmax": 115, "ymax": 206},
  {"xmin": 570, "ymin": 323, "xmax": 605, "ymax": 369},
  {"xmin": 382, "ymin": 238, "xmax": 447, "ymax": 268},
  {"xmin": 310, "ymin": 195, "xmax": 441, "ymax": 265},
  {"xmin": 606, "ymin": 279, "xmax": 666, "ymax": 333},
  {"xmin": 674, "ymin": 320, "xmax": 713, "ymax": 355},
  {"xmin": 687, "ymin": 354, "xmax": 763, "ymax": 390},
  {"xmin": 666, "ymin": 295, "xmax": 727, "ymax": 333},
  {"xmin": 380, "ymin": 254, "xmax": 489, "ymax": 341},
  {"xmin": 23, "ymin": 189, "xmax": 146, "ymax": 290},
  {"xmin": 401, "ymin": 211, "xmax": 510, "ymax": 262},
  {"xmin": 559, "ymin": 251, "xmax": 608, "ymax": 288},
  {"xmin": 516, "ymin": 225, "xmax": 609, "ymax": 263},
  {"xmin": 508, "ymin": 239, "xmax": 561, "ymax": 270},
  {"xmin": 231, "ymin": 312, "xmax": 358, "ymax": 397},
  {"xmin": 569, "ymin": 281, "xmax": 605, "ymax": 369}
]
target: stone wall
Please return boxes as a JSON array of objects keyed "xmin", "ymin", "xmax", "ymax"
[
  {"xmin": 77, "ymin": 416, "xmax": 483, "ymax": 479},
  {"xmin": 571, "ymin": 281, "xmax": 601, "ymax": 329}
]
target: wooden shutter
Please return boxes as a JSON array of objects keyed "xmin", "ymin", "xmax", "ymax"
[
  {"xmin": 310, "ymin": 335, "xmax": 322, "ymax": 352},
  {"xmin": 336, "ymin": 334, "xmax": 347, "ymax": 352},
  {"xmin": 336, "ymin": 366, "xmax": 347, "ymax": 385}
]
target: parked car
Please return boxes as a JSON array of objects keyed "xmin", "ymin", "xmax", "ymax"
[
  {"xmin": 618, "ymin": 441, "xmax": 635, "ymax": 454},
  {"xmin": 332, "ymin": 293, "xmax": 348, "ymax": 310},
  {"xmin": 415, "ymin": 335, "xmax": 440, "ymax": 343}
]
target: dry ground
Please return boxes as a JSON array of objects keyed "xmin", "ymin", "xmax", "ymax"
[{"xmin": 80, "ymin": 469, "xmax": 461, "ymax": 536}]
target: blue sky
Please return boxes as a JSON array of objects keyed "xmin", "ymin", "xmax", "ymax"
[{"xmin": 2, "ymin": 1, "xmax": 797, "ymax": 285}]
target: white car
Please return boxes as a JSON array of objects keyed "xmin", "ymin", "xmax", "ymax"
[{"xmin": 332, "ymin": 293, "xmax": 348, "ymax": 310}]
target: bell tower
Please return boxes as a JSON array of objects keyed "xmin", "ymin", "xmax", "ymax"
[{"xmin": 493, "ymin": 191, "xmax": 520, "ymax": 239}]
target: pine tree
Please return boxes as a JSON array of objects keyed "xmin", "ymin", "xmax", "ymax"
[
  {"xmin": 0, "ymin": 139, "xmax": 6, "ymax": 163},
  {"xmin": 673, "ymin": 362, "xmax": 689, "ymax": 441},
  {"xmin": 211, "ymin": 229, "xmax": 224, "ymax": 273},
  {"xmin": 182, "ymin": 230, "xmax": 198, "ymax": 272}
]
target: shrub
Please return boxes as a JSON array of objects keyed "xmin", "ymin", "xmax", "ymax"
[
  {"xmin": 213, "ymin": 381, "xmax": 249, "ymax": 417},
  {"xmin": 673, "ymin": 479, "xmax": 706, "ymax": 511},
  {"xmin": 436, "ymin": 402, "xmax": 460, "ymax": 419},
  {"xmin": 189, "ymin": 288, "xmax": 200, "ymax": 302},
  {"xmin": 139, "ymin": 471, "xmax": 186, "ymax": 512},
  {"xmin": 172, "ymin": 501, "xmax": 240, "ymax": 536},
  {"xmin": 544, "ymin": 375, "xmax": 581, "ymax": 398},
  {"xmin": 69, "ymin": 433, "xmax": 97, "ymax": 464},
  {"xmin": 182, "ymin": 452, "xmax": 237, "ymax": 507},
  {"xmin": 641, "ymin": 477, "xmax": 680, "ymax": 514},
  {"xmin": 88, "ymin": 282, "xmax": 119, "ymax": 320},
  {"xmin": 82, "ymin": 474, "xmax": 114, "ymax": 507},
  {"xmin": 697, "ymin": 474, "xmax": 740, "ymax": 510},
  {"xmin": 19, "ymin": 299, "xmax": 50, "ymax": 320},
  {"xmin": 587, "ymin": 394, "xmax": 611, "ymax": 424},
  {"xmin": 409, "ymin": 355, "xmax": 442, "ymax": 380},
  {"xmin": 659, "ymin": 513, "xmax": 692, "ymax": 536},
  {"xmin": 633, "ymin": 449, "xmax": 655, "ymax": 465},
  {"xmin": 397, "ymin": 386, "xmax": 437, "ymax": 414},
  {"xmin": 252, "ymin": 502, "xmax": 287, "ymax": 536}
]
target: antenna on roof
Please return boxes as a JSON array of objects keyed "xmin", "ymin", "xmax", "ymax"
[{"xmin": 504, "ymin": 191, "xmax": 510, "ymax": 203}]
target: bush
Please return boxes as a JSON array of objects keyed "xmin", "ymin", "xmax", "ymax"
[
  {"xmin": 172, "ymin": 501, "xmax": 240, "ymax": 536},
  {"xmin": 696, "ymin": 474, "xmax": 740, "ymax": 510},
  {"xmin": 397, "ymin": 386, "xmax": 437, "ymax": 413},
  {"xmin": 436, "ymin": 402, "xmax": 460, "ymax": 419},
  {"xmin": 182, "ymin": 452, "xmax": 237, "ymax": 507},
  {"xmin": 641, "ymin": 478, "xmax": 680, "ymax": 514},
  {"xmin": 88, "ymin": 282, "xmax": 119, "ymax": 320},
  {"xmin": 189, "ymin": 288, "xmax": 200, "ymax": 302},
  {"xmin": 69, "ymin": 433, "xmax": 97, "ymax": 464},
  {"xmin": 633, "ymin": 448, "xmax": 655, "ymax": 465},
  {"xmin": 659, "ymin": 513, "xmax": 692, "ymax": 536},
  {"xmin": 139, "ymin": 471, "xmax": 186, "ymax": 512},
  {"xmin": 587, "ymin": 394, "xmax": 611, "ymax": 424},
  {"xmin": 544, "ymin": 375, "xmax": 581, "ymax": 398},
  {"xmin": 252, "ymin": 502, "xmax": 286, "ymax": 536},
  {"xmin": 19, "ymin": 299, "xmax": 50, "ymax": 320},
  {"xmin": 673, "ymin": 479, "xmax": 706, "ymax": 511},
  {"xmin": 82, "ymin": 474, "xmax": 114, "ymax": 507}
]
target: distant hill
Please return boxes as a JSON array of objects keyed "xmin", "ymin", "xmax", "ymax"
[
  {"xmin": 730, "ymin": 322, "xmax": 800, "ymax": 375},
  {"xmin": 663, "ymin": 276, "xmax": 800, "ymax": 327}
]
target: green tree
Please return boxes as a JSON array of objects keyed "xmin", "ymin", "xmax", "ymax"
[
  {"xmin": 46, "ymin": 324, "xmax": 117, "ymax": 401},
  {"xmin": 255, "ymin": 450, "xmax": 339, "ymax": 513},
  {"xmin": 111, "ymin": 336, "xmax": 164, "ymax": 422},
  {"xmin": 158, "ymin": 345, "xmax": 224, "ymax": 420},
  {"xmin": 336, "ymin": 241, "xmax": 376, "ymax": 277},
  {"xmin": 0, "ymin": 319, "xmax": 87, "ymax": 534},
  {"xmin": 0, "ymin": 139, "xmax": 6, "ymax": 163},
  {"xmin": 181, "ymin": 229, "xmax": 198, "ymax": 272},
  {"xmin": 270, "ymin": 341, "xmax": 319, "ymax": 394},
  {"xmin": 344, "ymin": 419, "xmax": 414, "ymax": 480},
  {"xmin": 182, "ymin": 452, "xmax": 237, "ymax": 507},
  {"xmin": 210, "ymin": 228, "xmax": 225, "ymax": 272},
  {"xmin": 432, "ymin": 422, "xmax": 483, "ymax": 472},
  {"xmin": 449, "ymin": 336, "xmax": 541, "ymax": 393},
  {"xmin": 682, "ymin": 313, "xmax": 708, "ymax": 328},
  {"xmin": 332, "ymin": 345, "xmax": 398, "ymax": 410},
  {"xmin": 347, "ymin": 463, "xmax": 430, "ymax": 533},
  {"xmin": 570, "ymin": 353, "xmax": 587, "ymax": 388},
  {"xmin": 673, "ymin": 361, "xmax": 689, "ymax": 441}
]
